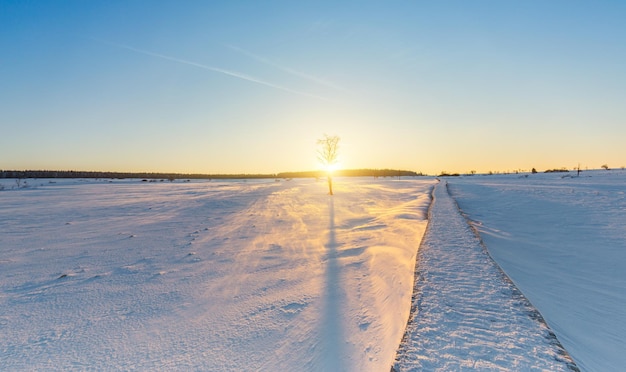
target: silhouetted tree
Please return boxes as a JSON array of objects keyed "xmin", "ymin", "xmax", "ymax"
[{"xmin": 317, "ymin": 134, "xmax": 340, "ymax": 195}]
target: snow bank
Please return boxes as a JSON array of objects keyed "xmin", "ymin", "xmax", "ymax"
[
  {"xmin": 448, "ymin": 170, "xmax": 626, "ymax": 371},
  {"xmin": 0, "ymin": 177, "xmax": 433, "ymax": 371},
  {"xmin": 393, "ymin": 181, "xmax": 577, "ymax": 371}
]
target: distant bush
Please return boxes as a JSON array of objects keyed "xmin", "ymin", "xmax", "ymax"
[
  {"xmin": 601, "ymin": 164, "xmax": 610, "ymax": 170},
  {"xmin": 439, "ymin": 171, "xmax": 460, "ymax": 177},
  {"xmin": 544, "ymin": 168, "xmax": 569, "ymax": 173},
  {"xmin": 531, "ymin": 168, "xmax": 538, "ymax": 174}
]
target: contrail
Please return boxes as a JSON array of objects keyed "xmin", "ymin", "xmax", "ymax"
[
  {"xmin": 227, "ymin": 44, "xmax": 346, "ymax": 92},
  {"xmin": 95, "ymin": 39, "xmax": 329, "ymax": 101}
]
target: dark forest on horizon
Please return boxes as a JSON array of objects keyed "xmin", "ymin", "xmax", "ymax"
[{"xmin": 1, "ymin": 169, "xmax": 423, "ymax": 180}]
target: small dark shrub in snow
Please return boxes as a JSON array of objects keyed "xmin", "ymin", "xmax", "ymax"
[
  {"xmin": 544, "ymin": 168, "xmax": 569, "ymax": 173},
  {"xmin": 439, "ymin": 171, "xmax": 460, "ymax": 177}
]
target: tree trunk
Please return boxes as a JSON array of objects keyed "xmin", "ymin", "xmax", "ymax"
[{"xmin": 327, "ymin": 175, "xmax": 333, "ymax": 195}]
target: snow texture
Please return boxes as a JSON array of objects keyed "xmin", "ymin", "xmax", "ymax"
[
  {"xmin": 448, "ymin": 171, "xmax": 626, "ymax": 372},
  {"xmin": 3, "ymin": 172, "xmax": 622, "ymax": 371},
  {"xmin": 393, "ymin": 181, "xmax": 578, "ymax": 371},
  {"xmin": 0, "ymin": 178, "xmax": 432, "ymax": 371}
]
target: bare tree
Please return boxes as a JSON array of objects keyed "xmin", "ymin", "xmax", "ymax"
[{"xmin": 317, "ymin": 134, "xmax": 340, "ymax": 195}]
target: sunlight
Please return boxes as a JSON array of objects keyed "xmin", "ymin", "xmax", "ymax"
[
  {"xmin": 324, "ymin": 161, "xmax": 341, "ymax": 175},
  {"xmin": 317, "ymin": 134, "xmax": 341, "ymax": 196}
]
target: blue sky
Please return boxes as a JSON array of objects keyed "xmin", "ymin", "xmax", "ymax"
[{"xmin": 1, "ymin": 1, "xmax": 625, "ymax": 174}]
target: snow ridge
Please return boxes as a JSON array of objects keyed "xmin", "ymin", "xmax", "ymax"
[{"xmin": 392, "ymin": 181, "xmax": 578, "ymax": 371}]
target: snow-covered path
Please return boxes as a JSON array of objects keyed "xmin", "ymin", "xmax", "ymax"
[
  {"xmin": 393, "ymin": 181, "xmax": 578, "ymax": 371},
  {"xmin": 448, "ymin": 171, "xmax": 626, "ymax": 371}
]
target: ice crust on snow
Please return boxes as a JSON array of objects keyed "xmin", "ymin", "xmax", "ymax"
[{"xmin": 393, "ymin": 181, "xmax": 578, "ymax": 371}]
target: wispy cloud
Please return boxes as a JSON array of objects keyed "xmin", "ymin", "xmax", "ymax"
[
  {"xmin": 95, "ymin": 39, "xmax": 329, "ymax": 101},
  {"xmin": 227, "ymin": 44, "xmax": 346, "ymax": 92}
]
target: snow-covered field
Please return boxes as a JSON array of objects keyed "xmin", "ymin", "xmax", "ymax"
[
  {"xmin": 1, "ymin": 177, "xmax": 433, "ymax": 371},
  {"xmin": 448, "ymin": 170, "xmax": 626, "ymax": 372},
  {"xmin": 1, "ymin": 171, "xmax": 623, "ymax": 371}
]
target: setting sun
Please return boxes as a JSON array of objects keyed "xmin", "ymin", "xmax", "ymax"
[{"xmin": 323, "ymin": 161, "xmax": 341, "ymax": 174}]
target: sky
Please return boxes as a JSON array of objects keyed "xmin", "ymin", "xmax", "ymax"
[{"xmin": 1, "ymin": 1, "xmax": 625, "ymax": 175}]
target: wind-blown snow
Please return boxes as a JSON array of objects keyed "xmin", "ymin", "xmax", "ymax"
[
  {"xmin": 0, "ymin": 178, "xmax": 433, "ymax": 371},
  {"xmin": 447, "ymin": 170, "xmax": 626, "ymax": 372},
  {"xmin": 3, "ymin": 172, "xmax": 621, "ymax": 371}
]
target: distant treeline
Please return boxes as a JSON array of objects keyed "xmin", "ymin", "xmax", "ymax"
[
  {"xmin": 277, "ymin": 169, "xmax": 422, "ymax": 178},
  {"xmin": 0, "ymin": 170, "xmax": 274, "ymax": 180},
  {"xmin": 1, "ymin": 169, "xmax": 422, "ymax": 180}
]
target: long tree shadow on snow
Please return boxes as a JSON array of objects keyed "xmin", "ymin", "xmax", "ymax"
[{"xmin": 320, "ymin": 196, "xmax": 345, "ymax": 370}]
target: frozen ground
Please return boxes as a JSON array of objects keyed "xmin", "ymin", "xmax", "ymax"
[
  {"xmin": 0, "ymin": 177, "xmax": 433, "ymax": 371},
  {"xmin": 1, "ymin": 172, "xmax": 623, "ymax": 371},
  {"xmin": 393, "ymin": 181, "xmax": 577, "ymax": 371},
  {"xmin": 448, "ymin": 170, "xmax": 626, "ymax": 372}
]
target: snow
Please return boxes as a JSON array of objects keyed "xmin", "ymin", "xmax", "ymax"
[
  {"xmin": 447, "ymin": 170, "xmax": 626, "ymax": 372},
  {"xmin": 0, "ymin": 177, "xmax": 433, "ymax": 371},
  {"xmin": 2, "ymin": 171, "xmax": 623, "ymax": 371},
  {"xmin": 393, "ymin": 180, "xmax": 577, "ymax": 371}
]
